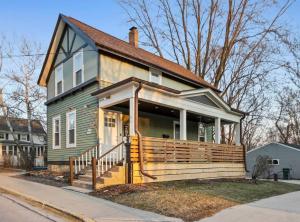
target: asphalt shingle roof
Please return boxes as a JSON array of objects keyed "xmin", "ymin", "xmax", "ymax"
[{"xmin": 0, "ymin": 116, "xmax": 45, "ymax": 134}]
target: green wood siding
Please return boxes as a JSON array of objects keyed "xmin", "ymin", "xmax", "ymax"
[
  {"xmin": 47, "ymin": 26, "xmax": 98, "ymax": 100},
  {"xmin": 47, "ymin": 84, "xmax": 98, "ymax": 162}
]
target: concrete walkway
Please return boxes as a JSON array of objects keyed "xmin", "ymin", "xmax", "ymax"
[
  {"xmin": 200, "ymin": 191, "xmax": 300, "ymax": 222},
  {"xmin": 0, "ymin": 172, "xmax": 180, "ymax": 222}
]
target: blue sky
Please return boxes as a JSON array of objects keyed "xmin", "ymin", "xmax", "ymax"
[{"xmin": 1, "ymin": 0, "xmax": 299, "ymax": 54}]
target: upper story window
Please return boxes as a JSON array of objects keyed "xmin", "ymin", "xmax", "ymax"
[
  {"xmin": 73, "ymin": 50, "xmax": 84, "ymax": 86},
  {"xmin": 0, "ymin": 133, "xmax": 4, "ymax": 140},
  {"xmin": 55, "ymin": 64, "xmax": 63, "ymax": 95},
  {"xmin": 149, "ymin": 72, "xmax": 162, "ymax": 85},
  {"xmin": 53, "ymin": 115, "xmax": 61, "ymax": 149},
  {"xmin": 66, "ymin": 110, "xmax": 76, "ymax": 148},
  {"xmin": 20, "ymin": 134, "xmax": 29, "ymax": 141}
]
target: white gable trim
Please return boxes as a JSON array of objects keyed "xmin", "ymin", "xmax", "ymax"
[
  {"xmin": 180, "ymin": 88, "xmax": 241, "ymax": 115},
  {"xmin": 247, "ymin": 142, "xmax": 300, "ymax": 154}
]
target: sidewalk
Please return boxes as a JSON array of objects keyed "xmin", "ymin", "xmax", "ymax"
[
  {"xmin": 0, "ymin": 172, "xmax": 180, "ymax": 222},
  {"xmin": 199, "ymin": 190, "xmax": 300, "ymax": 222}
]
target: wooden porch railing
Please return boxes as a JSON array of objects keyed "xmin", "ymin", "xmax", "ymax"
[
  {"xmin": 74, "ymin": 144, "xmax": 101, "ymax": 174},
  {"xmin": 130, "ymin": 136, "xmax": 244, "ymax": 163}
]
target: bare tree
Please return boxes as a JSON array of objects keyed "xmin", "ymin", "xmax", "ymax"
[
  {"xmin": 273, "ymin": 88, "xmax": 300, "ymax": 144},
  {"xmin": 0, "ymin": 37, "xmax": 46, "ymax": 169},
  {"xmin": 120, "ymin": 0, "xmax": 293, "ymax": 146}
]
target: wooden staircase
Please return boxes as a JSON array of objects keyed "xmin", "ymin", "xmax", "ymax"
[{"xmin": 71, "ymin": 142, "xmax": 126, "ymax": 190}]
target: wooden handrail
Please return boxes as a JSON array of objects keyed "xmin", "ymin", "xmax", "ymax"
[{"xmin": 97, "ymin": 141, "xmax": 124, "ymax": 160}]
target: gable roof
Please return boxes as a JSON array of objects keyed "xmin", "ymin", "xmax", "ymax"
[
  {"xmin": 38, "ymin": 14, "xmax": 219, "ymax": 92},
  {"xmin": 0, "ymin": 116, "xmax": 45, "ymax": 134},
  {"xmin": 279, "ymin": 143, "xmax": 300, "ymax": 150},
  {"xmin": 247, "ymin": 142, "xmax": 300, "ymax": 154}
]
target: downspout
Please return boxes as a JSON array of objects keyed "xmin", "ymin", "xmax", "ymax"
[
  {"xmin": 240, "ymin": 114, "xmax": 248, "ymax": 172},
  {"xmin": 134, "ymin": 82, "xmax": 157, "ymax": 180}
]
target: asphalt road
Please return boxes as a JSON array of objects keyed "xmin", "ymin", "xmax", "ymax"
[{"xmin": 0, "ymin": 194, "xmax": 63, "ymax": 222}]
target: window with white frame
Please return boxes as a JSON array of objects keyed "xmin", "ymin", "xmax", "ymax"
[
  {"xmin": 55, "ymin": 64, "xmax": 63, "ymax": 95},
  {"xmin": 268, "ymin": 159, "xmax": 280, "ymax": 165},
  {"xmin": 198, "ymin": 123, "xmax": 206, "ymax": 142},
  {"xmin": 0, "ymin": 133, "xmax": 4, "ymax": 140},
  {"xmin": 52, "ymin": 116, "xmax": 61, "ymax": 149},
  {"xmin": 66, "ymin": 110, "xmax": 76, "ymax": 147},
  {"xmin": 149, "ymin": 72, "xmax": 162, "ymax": 85},
  {"xmin": 73, "ymin": 50, "xmax": 83, "ymax": 86},
  {"xmin": 20, "ymin": 134, "xmax": 29, "ymax": 141}
]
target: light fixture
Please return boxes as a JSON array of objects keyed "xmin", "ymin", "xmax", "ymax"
[
  {"xmin": 171, "ymin": 110, "xmax": 174, "ymax": 113},
  {"xmin": 155, "ymin": 106, "xmax": 159, "ymax": 109}
]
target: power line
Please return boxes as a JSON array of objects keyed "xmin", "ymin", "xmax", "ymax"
[{"xmin": 0, "ymin": 49, "xmax": 98, "ymax": 59}]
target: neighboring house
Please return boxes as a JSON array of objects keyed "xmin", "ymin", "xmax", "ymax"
[
  {"xmin": 247, "ymin": 143, "xmax": 300, "ymax": 179},
  {"xmin": 0, "ymin": 116, "xmax": 47, "ymax": 167},
  {"xmin": 38, "ymin": 14, "xmax": 246, "ymax": 189}
]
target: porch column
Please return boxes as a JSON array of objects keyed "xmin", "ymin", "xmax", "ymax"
[
  {"xmin": 98, "ymin": 108, "xmax": 105, "ymax": 145},
  {"xmin": 234, "ymin": 122, "xmax": 241, "ymax": 145},
  {"xmin": 214, "ymin": 117, "xmax": 221, "ymax": 144},
  {"xmin": 129, "ymin": 97, "xmax": 135, "ymax": 136},
  {"xmin": 180, "ymin": 109, "xmax": 187, "ymax": 140}
]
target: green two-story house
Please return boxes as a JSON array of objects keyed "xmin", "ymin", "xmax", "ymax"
[{"xmin": 38, "ymin": 14, "xmax": 246, "ymax": 188}]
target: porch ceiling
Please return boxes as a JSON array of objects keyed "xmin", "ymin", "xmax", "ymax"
[{"xmin": 110, "ymin": 100, "xmax": 217, "ymax": 124}]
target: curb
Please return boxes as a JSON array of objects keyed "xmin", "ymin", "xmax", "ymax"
[{"xmin": 0, "ymin": 186, "xmax": 95, "ymax": 222}]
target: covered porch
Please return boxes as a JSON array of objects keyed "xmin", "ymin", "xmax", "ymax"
[{"xmin": 90, "ymin": 77, "xmax": 245, "ymax": 184}]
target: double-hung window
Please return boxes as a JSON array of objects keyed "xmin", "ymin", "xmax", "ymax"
[
  {"xmin": 0, "ymin": 133, "xmax": 4, "ymax": 140},
  {"xmin": 66, "ymin": 110, "xmax": 76, "ymax": 148},
  {"xmin": 21, "ymin": 134, "xmax": 29, "ymax": 141},
  {"xmin": 53, "ymin": 116, "xmax": 61, "ymax": 149},
  {"xmin": 73, "ymin": 50, "xmax": 84, "ymax": 86},
  {"xmin": 55, "ymin": 64, "xmax": 63, "ymax": 95}
]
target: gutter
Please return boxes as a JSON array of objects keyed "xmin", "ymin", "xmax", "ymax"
[{"xmin": 134, "ymin": 82, "xmax": 157, "ymax": 180}]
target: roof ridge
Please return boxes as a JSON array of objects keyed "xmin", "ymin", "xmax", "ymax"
[{"xmin": 66, "ymin": 16, "xmax": 211, "ymax": 85}]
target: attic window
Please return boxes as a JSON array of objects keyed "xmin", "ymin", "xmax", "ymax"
[
  {"xmin": 73, "ymin": 50, "xmax": 84, "ymax": 86},
  {"xmin": 149, "ymin": 72, "xmax": 162, "ymax": 85},
  {"xmin": 55, "ymin": 64, "xmax": 63, "ymax": 95},
  {"xmin": 268, "ymin": 159, "xmax": 280, "ymax": 165}
]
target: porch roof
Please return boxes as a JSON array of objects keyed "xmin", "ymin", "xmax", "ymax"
[{"xmin": 91, "ymin": 77, "xmax": 246, "ymax": 117}]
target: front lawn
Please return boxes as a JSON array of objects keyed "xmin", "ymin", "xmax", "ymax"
[{"xmin": 91, "ymin": 179, "xmax": 300, "ymax": 222}]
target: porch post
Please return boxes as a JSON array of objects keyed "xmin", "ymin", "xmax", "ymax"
[
  {"xmin": 180, "ymin": 109, "xmax": 187, "ymax": 140},
  {"xmin": 234, "ymin": 123, "xmax": 241, "ymax": 145},
  {"xmin": 129, "ymin": 97, "xmax": 135, "ymax": 136},
  {"xmin": 214, "ymin": 117, "xmax": 221, "ymax": 144},
  {"xmin": 98, "ymin": 108, "xmax": 105, "ymax": 145}
]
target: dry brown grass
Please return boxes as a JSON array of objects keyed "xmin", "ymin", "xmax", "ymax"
[{"xmin": 91, "ymin": 179, "xmax": 300, "ymax": 222}]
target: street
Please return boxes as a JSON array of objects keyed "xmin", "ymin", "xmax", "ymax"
[{"xmin": 0, "ymin": 193, "xmax": 66, "ymax": 222}]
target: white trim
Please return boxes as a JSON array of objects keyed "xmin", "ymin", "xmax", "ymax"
[
  {"xmin": 52, "ymin": 115, "xmax": 61, "ymax": 149},
  {"xmin": 149, "ymin": 70, "xmax": 162, "ymax": 85},
  {"xmin": 198, "ymin": 122, "xmax": 207, "ymax": 142},
  {"xmin": 173, "ymin": 121, "xmax": 180, "ymax": 139},
  {"xmin": 247, "ymin": 142, "xmax": 300, "ymax": 154},
  {"xmin": 55, "ymin": 64, "xmax": 64, "ymax": 96},
  {"xmin": 73, "ymin": 49, "xmax": 84, "ymax": 87},
  {"xmin": 66, "ymin": 110, "xmax": 76, "ymax": 148},
  {"xmin": 268, "ymin": 158, "xmax": 280, "ymax": 165}
]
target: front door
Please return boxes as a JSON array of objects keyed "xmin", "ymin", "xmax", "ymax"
[{"xmin": 103, "ymin": 111, "xmax": 122, "ymax": 152}]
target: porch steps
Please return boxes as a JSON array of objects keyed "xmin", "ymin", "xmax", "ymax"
[{"xmin": 72, "ymin": 165, "xmax": 126, "ymax": 190}]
